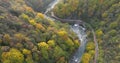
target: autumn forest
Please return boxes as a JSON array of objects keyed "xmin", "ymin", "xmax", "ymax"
[{"xmin": 0, "ymin": 0, "xmax": 120, "ymax": 63}]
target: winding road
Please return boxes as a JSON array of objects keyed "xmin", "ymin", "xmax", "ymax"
[{"xmin": 44, "ymin": 0, "xmax": 98, "ymax": 63}]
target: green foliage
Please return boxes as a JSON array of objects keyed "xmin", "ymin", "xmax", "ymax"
[
  {"xmin": 108, "ymin": 29, "xmax": 117, "ymax": 36},
  {"xmin": 19, "ymin": 13, "xmax": 29, "ymax": 21},
  {"xmin": 25, "ymin": 57, "xmax": 34, "ymax": 63},
  {"xmin": 53, "ymin": 46, "xmax": 65, "ymax": 59},
  {"xmin": 109, "ymin": 22, "xmax": 118, "ymax": 29},
  {"xmin": 56, "ymin": 57, "xmax": 67, "ymax": 63}
]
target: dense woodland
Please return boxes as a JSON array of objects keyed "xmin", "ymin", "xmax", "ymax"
[
  {"xmin": 25, "ymin": 0, "xmax": 53, "ymax": 12},
  {"xmin": 0, "ymin": 0, "xmax": 120, "ymax": 63},
  {"xmin": 53, "ymin": 0, "xmax": 120, "ymax": 63},
  {"xmin": 0, "ymin": 0, "xmax": 80, "ymax": 63}
]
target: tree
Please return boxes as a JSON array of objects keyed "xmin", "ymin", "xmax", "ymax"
[
  {"xmin": 29, "ymin": 19, "xmax": 36, "ymax": 25},
  {"xmin": 3, "ymin": 34, "xmax": 11, "ymax": 45},
  {"xmin": 1, "ymin": 48, "xmax": 24, "ymax": 63},
  {"xmin": 96, "ymin": 29, "xmax": 103, "ymax": 38},
  {"xmin": 86, "ymin": 42, "xmax": 95, "ymax": 51},
  {"xmin": 38, "ymin": 42, "xmax": 49, "ymax": 60},
  {"xmin": 53, "ymin": 46, "xmax": 65, "ymax": 60},
  {"xmin": 36, "ymin": 13, "xmax": 44, "ymax": 19},
  {"xmin": 48, "ymin": 40, "xmax": 55, "ymax": 47},
  {"xmin": 81, "ymin": 53, "xmax": 91, "ymax": 63},
  {"xmin": 56, "ymin": 57, "xmax": 67, "ymax": 63}
]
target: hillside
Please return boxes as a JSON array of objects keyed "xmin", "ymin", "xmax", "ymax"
[
  {"xmin": 0, "ymin": 0, "xmax": 80, "ymax": 63},
  {"xmin": 53, "ymin": 0, "xmax": 120, "ymax": 63}
]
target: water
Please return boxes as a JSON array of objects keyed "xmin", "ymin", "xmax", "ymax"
[
  {"xmin": 44, "ymin": 0, "xmax": 87, "ymax": 63},
  {"xmin": 69, "ymin": 24, "xmax": 87, "ymax": 63}
]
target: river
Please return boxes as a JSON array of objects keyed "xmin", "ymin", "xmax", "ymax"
[{"xmin": 44, "ymin": 0, "xmax": 87, "ymax": 63}]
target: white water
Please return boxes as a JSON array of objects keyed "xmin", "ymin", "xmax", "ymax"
[
  {"xmin": 44, "ymin": 0, "xmax": 87, "ymax": 63},
  {"xmin": 70, "ymin": 24, "xmax": 87, "ymax": 63}
]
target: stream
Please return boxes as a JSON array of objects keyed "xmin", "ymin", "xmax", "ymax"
[{"xmin": 44, "ymin": 0, "xmax": 87, "ymax": 63}]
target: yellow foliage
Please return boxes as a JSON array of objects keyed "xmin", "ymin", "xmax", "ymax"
[
  {"xmin": 29, "ymin": 19, "xmax": 36, "ymax": 25},
  {"xmin": 22, "ymin": 49, "xmax": 31, "ymax": 55},
  {"xmin": 48, "ymin": 40, "xmax": 55, "ymax": 47},
  {"xmin": 57, "ymin": 30, "xmax": 67, "ymax": 37},
  {"xmin": 1, "ymin": 48, "xmax": 24, "ymax": 63},
  {"xmin": 36, "ymin": 13, "xmax": 44, "ymax": 19},
  {"xmin": 38, "ymin": 42, "xmax": 49, "ymax": 49},
  {"xmin": 86, "ymin": 42, "xmax": 95, "ymax": 51},
  {"xmin": 96, "ymin": 29, "xmax": 103, "ymax": 38},
  {"xmin": 81, "ymin": 53, "xmax": 91, "ymax": 63},
  {"xmin": 35, "ymin": 23, "xmax": 45, "ymax": 30},
  {"xmin": 66, "ymin": 38, "xmax": 74, "ymax": 46}
]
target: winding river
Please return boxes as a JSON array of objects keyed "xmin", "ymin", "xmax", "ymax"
[{"xmin": 44, "ymin": 0, "xmax": 87, "ymax": 63}]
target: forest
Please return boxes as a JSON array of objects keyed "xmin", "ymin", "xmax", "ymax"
[
  {"xmin": 0, "ymin": 0, "xmax": 120, "ymax": 63},
  {"xmin": 53, "ymin": 0, "xmax": 120, "ymax": 63}
]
